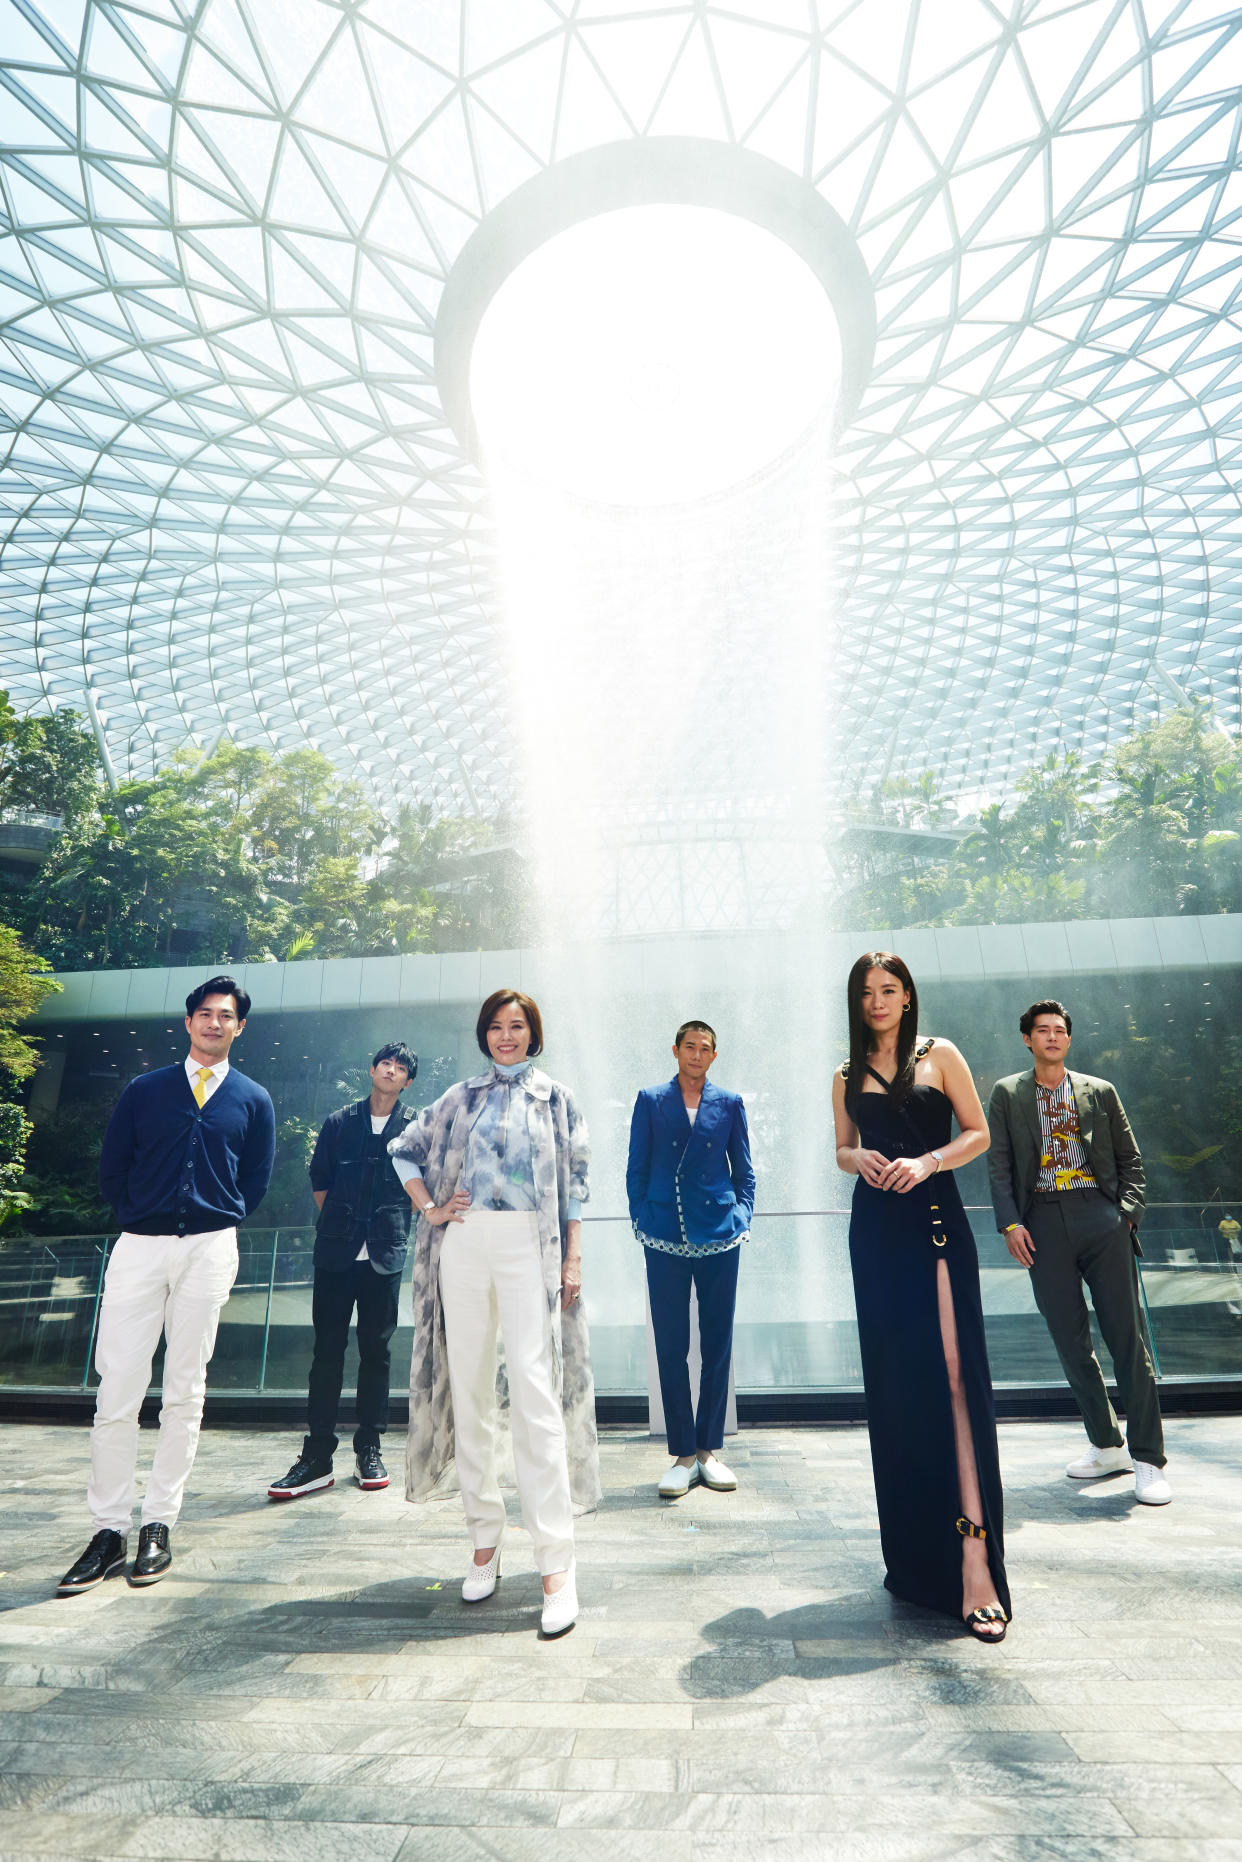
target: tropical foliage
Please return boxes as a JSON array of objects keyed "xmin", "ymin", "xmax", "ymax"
[
  {"xmin": 0, "ymin": 920, "xmax": 61, "ymax": 1229},
  {"xmin": 6, "ymin": 728, "xmax": 517, "ymax": 971},
  {"xmin": 835, "ymin": 708, "xmax": 1242, "ymax": 929}
]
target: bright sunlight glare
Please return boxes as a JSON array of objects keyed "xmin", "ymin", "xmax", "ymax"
[{"xmin": 469, "ymin": 206, "xmax": 842, "ymax": 506}]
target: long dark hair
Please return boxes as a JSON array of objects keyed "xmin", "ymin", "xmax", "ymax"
[{"xmin": 845, "ymin": 951, "xmax": 919, "ymax": 1118}]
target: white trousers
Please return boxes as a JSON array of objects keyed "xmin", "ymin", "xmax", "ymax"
[
  {"xmin": 437, "ymin": 1208, "xmax": 574, "ymax": 1575},
  {"xmin": 87, "ymin": 1228, "xmax": 239, "ymax": 1534}
]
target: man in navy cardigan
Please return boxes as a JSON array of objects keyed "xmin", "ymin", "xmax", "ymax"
[
  {"xmin": 626, "ymin": 1020, "xmax": 755, "ymax": 1499},
  {"xmin": 57, "ymin": 975, "xmax": 275, "ymax": 1595}
]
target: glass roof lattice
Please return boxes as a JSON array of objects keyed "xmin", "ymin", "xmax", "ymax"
[{"xmin": 1, "ymin": 0, "xmax": 1241, "ymax": 813}]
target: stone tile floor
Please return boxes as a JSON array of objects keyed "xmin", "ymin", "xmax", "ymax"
[{"xmin": 0, "ymin": 1416, "xmax": 1240, "ymax": 1861}]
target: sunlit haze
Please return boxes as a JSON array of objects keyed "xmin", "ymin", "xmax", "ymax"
[{"xmin": 470, "ymin": 206, "xmax": 842, "ymax": 506}]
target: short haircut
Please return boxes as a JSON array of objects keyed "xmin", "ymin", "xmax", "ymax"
[
  {"xmin": 1020, "ymin": 998, "xmax": 1072, "ymax": 1037},
  {"xmin": 372, "ymin": 1040, "xmax": 417, "ymax": 1081},
  {"xmin": 186, "ymin": 974, "xmax": 251, "ymax": 1020},
  {"xmin": 476, "ymin": 988, "xmax": 543, "ymax": 1058},
  {"xmin": 675, "ymin": 1019, "xmax": 717, "ymax": 1049}
]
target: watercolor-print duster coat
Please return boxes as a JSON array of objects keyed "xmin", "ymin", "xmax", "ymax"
[{"xmin": 389, "ymin": 1067, "xmax": 602, "ymax": 1511}]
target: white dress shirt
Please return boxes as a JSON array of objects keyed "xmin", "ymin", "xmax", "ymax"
[{"xmin": 185, "ymin": 1054, "xmax": 230, "ymax": 1104}]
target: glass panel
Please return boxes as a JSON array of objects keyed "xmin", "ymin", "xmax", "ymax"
[
  {"xmin": 0, "ymin": 1235, "xmax": 109, "ymax": 1388},
  {"xmin": 0, "ymin": 1211, "xmax": 1239, "ymax": 1396},
  {"xmin": 1132, "ymin": 1207, "xmax": 1242, "ymax": 1382},
  {"xmin": 209, "ymin": 1227, "xmax": 285, "ymax": 1392}
]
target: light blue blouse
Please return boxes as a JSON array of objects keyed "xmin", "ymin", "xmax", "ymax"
[{"xmin": 392, "ymin": 1059, "xmax": 583, "ymax": 1221}]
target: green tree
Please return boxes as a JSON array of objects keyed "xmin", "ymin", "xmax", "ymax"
[
  {"xmin": 0, "ymin": 922, "xmax": 61, "ymax": 1228},
  {"xmin": 248, "ymin": 748, "xmax": 378, "ymax": 891},
  {"xmin": 0, "ymin": 704, "xmax": 102, "ymax": 827}
]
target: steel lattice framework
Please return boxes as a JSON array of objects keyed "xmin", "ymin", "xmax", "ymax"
[{"xmin": 1, "ymin": 0, "xmax": 1240, "ymax": 813}]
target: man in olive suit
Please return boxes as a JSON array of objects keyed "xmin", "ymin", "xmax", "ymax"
[{"xmin": 987, "ymin": 999, "xmax": 1171, "ymax": 1505}]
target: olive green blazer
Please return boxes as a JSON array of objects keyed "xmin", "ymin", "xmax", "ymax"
[{"xmin": 986, "ymin": 1069, "xmax": 1146, "ymax": 1238}]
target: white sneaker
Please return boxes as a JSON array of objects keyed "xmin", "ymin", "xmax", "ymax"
[
  {"xmin": 1065, "ymin": 1441, "xmax": 1132, "ymax": 1480},
  {"xmin": 658, "ymin": 1460, "xmax": 700, "ymax": 1498},
  {"xmin": 1134, "ymin": 1461, "xmax": 1173, "ymax": 1506},
  {"xmin": 462, "ymin": 1541, "xmax": 502, "ymax": 1602},
  {"xmin": 697, "ymin": 1453, "xmax": 738, "ymax": 1491},
  {"xmin": 540, "ymin": 1563, "xmax": 578, "ymax": 1637}
]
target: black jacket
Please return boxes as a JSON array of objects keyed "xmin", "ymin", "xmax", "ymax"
[{"xmin": 309, "ymin": 1097, "xmax": 417, "ymax": 1274}]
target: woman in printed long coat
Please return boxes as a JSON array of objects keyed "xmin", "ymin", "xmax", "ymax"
[{"xmin": 390, "ymin": 988, "xmax": 600, "ymax": 1637}]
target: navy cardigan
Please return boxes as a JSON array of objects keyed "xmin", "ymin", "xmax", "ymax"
[
  {"xmin": 626, "ymin": 1077, "xmax": 755, "ymax": 1249},
  {"xmin": 98, "ymin": 1062, "xmax": 276, "ymax": 1237}
]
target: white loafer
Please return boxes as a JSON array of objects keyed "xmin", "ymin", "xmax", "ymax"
[
  {"xmin": 1065, "ymin": 1441, "xmax": 1132, "ymax": 1480},
  {"xmin": 1134, "ymin": 1461, "xmax": 1173, "ymax": 1505},
  {"xmin": 658, "ymin": 1460, "xmax": 700, "ymax": 1498},
  {"xmin": 462, "ymin": 1539, "xmax": 503, "ymax": 1602},
  {"xmin": 697, "ymin": 1454, "xmax": 737, "ymax": 1491},
  {"xmin": 540, "ymin": 1563, "xmax": 578, "ymax": 1637}
]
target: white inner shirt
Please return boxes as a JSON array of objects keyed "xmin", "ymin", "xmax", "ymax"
[
  {"xmin": 354, "ymin": 1111, "xmax": 392, "ymax": 1262},
  {"xmin": 184, "ymin": 1054, "xmax": 229, "ymax": 1104}
]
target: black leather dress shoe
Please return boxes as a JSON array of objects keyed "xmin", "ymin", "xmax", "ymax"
[
  {"xmin": 129, "ymin": 1522, "xmax": 172, "ymax": 1585},
  {"xmin": 56, "ymin": 1530, "xmax": 127, "ymax": 1596},
  {"xmin": 267, "ymin": 1454, "xmax": 334, "ymax": 1500},
  {"xmin": 355, "ymin": 1445, "xmax": 388, "ymax": 1489}
]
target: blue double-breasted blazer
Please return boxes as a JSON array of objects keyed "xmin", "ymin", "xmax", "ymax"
[{"xmin": 626, "ymin": 1078, "xmax": 756, "ymax": 1249}]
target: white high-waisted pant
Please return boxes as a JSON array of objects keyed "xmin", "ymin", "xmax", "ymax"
[
  {"xmin": 87, "ymin": 1227, "xmax": 239, "ymax": 1534},
  {"xmin": 437, "ymin": 1208, "xmax": 574, "ymax": 1575}
]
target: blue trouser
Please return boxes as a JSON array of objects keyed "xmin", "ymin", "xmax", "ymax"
[{"xmin": 644, "ymin": 1244, "xmax": 740, "ymax": 1457}]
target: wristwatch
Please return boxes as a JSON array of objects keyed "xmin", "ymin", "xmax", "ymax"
[{"xmin": 930, "ymin": 1149, "xmax": 944, "ymax": 1172}]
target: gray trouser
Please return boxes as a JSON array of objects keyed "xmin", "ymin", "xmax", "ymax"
[{"xmin": 1026, "ymin": 1187, "xmax": 1165, "ymax": 1468}]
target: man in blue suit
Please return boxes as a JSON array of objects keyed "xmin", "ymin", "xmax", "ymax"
[{"xmin": 626, "ymin": 1020, "xmax": 755, "ymax": 1498}]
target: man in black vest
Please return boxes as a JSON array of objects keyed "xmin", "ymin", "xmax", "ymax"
[{"xmin": 267, "ymin": 1041, "xmax": 418, "ymax": 1499}]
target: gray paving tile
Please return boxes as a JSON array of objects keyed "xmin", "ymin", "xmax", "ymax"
[{"xmin": 1, "ymin": 1416, "xmax": 1241, "ymax": 1858}]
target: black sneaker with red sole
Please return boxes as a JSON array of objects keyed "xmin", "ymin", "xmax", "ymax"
[
  {"xmin": 267, "ymin": 1455, "xmax": 334, "ymax": 1500},
  {"xmin": 355, "ymin": 1447, "xmax": 389, "ymax": 1489}
]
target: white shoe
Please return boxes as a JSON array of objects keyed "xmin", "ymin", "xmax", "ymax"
[
  {"xmin": 1065, "ymin": 1441, "xmax": 1132, "ymax": 1480},
  {"xmin": 1134, "ymin": 1461, "xmax": 1173, "ymax": 1506},
  {"xmin": 540, "ymin": 1563, "xmax": 578, "ymax": 1637},
  {"xmin": 658, "ymin": 1460, "xmax": 700, "ymax": 1498},
  {"xmin": 462, "ymin": 1540, "xmax": 503, "ymax": 1602},
  {"xmin": 697, "ymin": 1453, "xmax": 738, "ymax": 1491}
]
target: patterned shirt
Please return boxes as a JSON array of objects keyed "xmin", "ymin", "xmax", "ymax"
[
  {"xmin": 1035, "ymin": 1074, "xmax": 1097, "ymax": 1192},
  {"xmin": 392, "ymin": 1060, "xmax": 582, "ymax": 1219},
  {"xmin": 464, "ymin": 1064, "xmax": 538, "ymax": 1211}
]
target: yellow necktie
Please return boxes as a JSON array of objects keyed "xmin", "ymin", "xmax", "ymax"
[{"xmin": 192, "ymin": 1067, "xmax": 213, "ymax": 1108}]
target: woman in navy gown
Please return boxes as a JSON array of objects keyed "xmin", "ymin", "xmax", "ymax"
[{"xmin": 832, "ymin": 952, "xmax": 1011, "ymax": 1641}]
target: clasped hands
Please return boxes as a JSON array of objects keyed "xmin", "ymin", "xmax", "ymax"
[{"xmin": 856, "ymin": 1148, "xmax": 936, "ymax": 1193}]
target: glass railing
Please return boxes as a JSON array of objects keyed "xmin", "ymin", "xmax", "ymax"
[{"xmin": 1, "ymin": 1207, "xmax": 1239, "ymax": 1396}]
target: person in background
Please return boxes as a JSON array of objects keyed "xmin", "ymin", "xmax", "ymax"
[
  {"xmin": 267, "ymin": 1041, "xmax": 419, "ymax": 1501},
  {"xmin": 389, "ymin": 989, "xmax": 599, "ymax": 1638},
  {"xmin": 987, "ymin": 999, "xmax": 1171, "ymax": 1505},
  {"xmin": 56, "ymin": 976, "xmax": 275, "ymax": 1595},
  {"xmin": 626, "ymin": 1019, "xmax": 754, "ymax": 1499},
  {"xmin": 1218, "ymin": 1213, "xmax": 1242, "ymax": 1319}
]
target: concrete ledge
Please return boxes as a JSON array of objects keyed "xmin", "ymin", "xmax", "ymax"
[{"xmin": 32, "ymin": 912, "xmax": 1242, "ymax": 1024}]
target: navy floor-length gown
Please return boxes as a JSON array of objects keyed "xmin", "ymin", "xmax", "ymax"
[{"xmin": 848, "ymin": 1075, "xmax": 1011, "ymax": 1622}]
